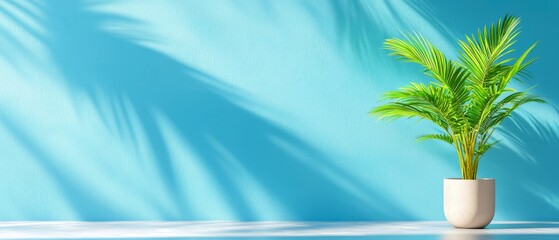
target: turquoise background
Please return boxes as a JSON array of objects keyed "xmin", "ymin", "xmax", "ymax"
[{"xmin": 0, "ymin": 0, "xmax": 557, "ymax": 221}]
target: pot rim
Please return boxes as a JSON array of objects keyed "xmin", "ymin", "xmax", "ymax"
[{"xmin": 444, "ymin": 178, "xmax": 494, "ymax": 181}]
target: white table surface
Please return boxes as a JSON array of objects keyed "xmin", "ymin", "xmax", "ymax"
[{"xmin": 0, "ymin": 221, "xmax": 558, "ymax": 239}]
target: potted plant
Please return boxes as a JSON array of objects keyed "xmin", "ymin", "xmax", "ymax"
[{"xmin": 371, "ymin": 15, "xmax": 544, "ymax": 228}]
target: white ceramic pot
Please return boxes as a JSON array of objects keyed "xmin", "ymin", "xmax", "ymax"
[{"xmin": 444, "ymin": 178, "xmax": 495, "ymax": 229}]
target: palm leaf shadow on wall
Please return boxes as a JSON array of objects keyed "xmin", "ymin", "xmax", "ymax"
[
  {"xmin": 0, "ymin": 1, "xmax": 410, "ymax": 220},
  {"xmin": 493, "ymin": 110, "xmax": 559, "ymax": 220}
]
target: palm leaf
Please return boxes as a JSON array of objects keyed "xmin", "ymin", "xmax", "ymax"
[
  {"xmin": 476, "ymin": 140, "xmax": 501, "ymax": 156},
  {"xmin": 458, "ymin": 15, "xmax": 520, "ymax": 86},
  {"xmin": 383, "ymin": 34, "xmax": 470, "ymax": 130},
  {"xmin": 416, "ymin": 133, "xmax": 454, "ymax": 145}
]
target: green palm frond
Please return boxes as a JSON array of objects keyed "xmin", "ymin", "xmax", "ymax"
[
  {"xmin": 416, "ymin": 133, "xmax": 454, "ymax": 145},
  {"xmin": 383, "ymin": 34, "xmax": 471, "ymax": 131},
  {"xmin": 371, "ymin": 82, "xmax": 456, "ymax": 131},
  {"xmin": 371, "ymin": 15, "xmax": 544, "ymax": 179},
  {"xmin": 385, "ymin": 34, "xmax": 470, "ymax": 105},
  {"xmin": 476, "ymin": 140, "xmax": 501, "ymax": 156},
  {"xmin": 458, "ymin": 15, "xmax": 520, "ymax": 86},
  {"xmin": 483, "ymin": 93, "xmax": 545, "ymax": 131}
]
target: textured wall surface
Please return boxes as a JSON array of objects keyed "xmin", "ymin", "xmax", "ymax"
[{"xmin": 0, "ymin": 0, "xmax": 557, "ymax": 221}]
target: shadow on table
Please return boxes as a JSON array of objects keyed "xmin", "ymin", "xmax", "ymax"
[
  {"xmin": 440, "ymin": 234, "xmax": 558, "ymax": 240},
  {"xmin": 440, "ymin": 222, "xmax": 559, "ymax": 240},
  {"xmin": 27, "ymin": 236, "xmax": 558, "ymax": 240},
  {"xmin": 19, "ymin": 222, "xmax": 559, "ymax": 240},
  {"xmin": 487, "ymin": 222, "xmax": 559, "ymax": 229}
]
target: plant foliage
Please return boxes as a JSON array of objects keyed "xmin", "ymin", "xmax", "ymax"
[{"xmin": 371, "ymin": 15, "xmax": 545, "ymax": 179}]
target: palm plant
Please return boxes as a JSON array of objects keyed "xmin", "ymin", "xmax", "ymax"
[{"xmin": 371, "ymin": 15, "xmax": 545, "ymax": 180}]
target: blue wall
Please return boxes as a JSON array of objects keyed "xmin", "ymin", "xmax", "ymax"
[{"xmin": 0, "ymin": 0, "xmax": 557, "ymax": 221}]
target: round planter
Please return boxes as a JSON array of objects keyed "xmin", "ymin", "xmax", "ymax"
[{"xmin": 444, "ymin": 178, "xmax": 495, "ymax": 229}]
